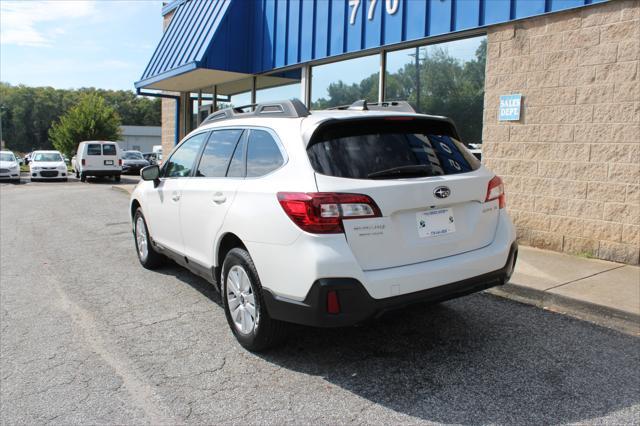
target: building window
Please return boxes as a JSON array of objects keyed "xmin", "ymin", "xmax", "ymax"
[
  {"xmin": 385, "ymin": 36, "xmax": 487, "ymax": 144},
  {"xmin": 256, "ymin": 69, "xmax": 301, "ymax": 103},
  {"xmin": 311, "ymin": 54, "xmax": 379, "ymax": 109}
]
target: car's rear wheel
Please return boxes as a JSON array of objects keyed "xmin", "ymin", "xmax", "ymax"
[
  {"xmin": 80, "ymin": 172, "xmax": 86, "ymax": 182},
  {"xmin": 133, "ymin": 208, "xmax": 164, "ymax": 269},
  {"xmin": 75, "ymin": 170, "xmax": 79, "ymax": 178},
  {"xmin": 114, "ymin": 175, "xmax": 121, "ymax": 182},
  {"xmin": 222, "ymin": 248, "xmax": 288, "ymax": 352}
]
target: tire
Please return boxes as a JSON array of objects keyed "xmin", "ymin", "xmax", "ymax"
[
  {"xmin": 133, "ymin": 208, "xmax": 164, "ymax": 269},
  {"xmin": 75, "ymin": 170, "xmax": 79, "ymax": 179},
  {"xmin": 222, "ymin": 248, "xmax": 288, "ymax": 352},
  {"xmin": 80, "ymin": 172, "xmax": 86, "ymax": 182},
  {"xmin": 114, "ymin": 175, "xmax": 121, "ymax": 182}
]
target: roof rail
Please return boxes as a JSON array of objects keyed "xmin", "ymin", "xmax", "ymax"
[
  {"xmin": 200, "ymin": 98, "xmax": 310, "ymax": 127},
  {"xmin": 327, "ymin": 100, "xmax": 416, "ymax": 113}
]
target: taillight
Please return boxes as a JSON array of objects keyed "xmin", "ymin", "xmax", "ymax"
[
  {"xmin": 81, "ymin": 159, "xmax": 85, "ymax": 166},
  {"xmin": 277, "ymin": 192, "xmax": 382, "ymax": 234},
  {"xmin": 486, "ymin": 176, "xmax": 506, "ymax": 209},
  {"xmin": 118, "ymin": 159, "xmax": 122, "ymax": 166}
]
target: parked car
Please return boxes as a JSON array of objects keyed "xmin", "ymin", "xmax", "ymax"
[
  {"xmin": 29, "ymin": 150, "xmax": 67, "ymax": 181},
  {"xmin": 121, "ymin": 150, "xmax": 150, "ymax": 174},
  {"xmin": 75, "ymin": 141, "xmax": 122, "ymax": 182},
  {"xmin": 142, "ymin": 152, "xmax": 159, "ymax": 165},
  {"xmin": 129, "ymin": 99, "xmax": 517, "ymax": 352},
  {"xmin": 0, "ymin": 150, "xmax": 21, "ymax": 183}
]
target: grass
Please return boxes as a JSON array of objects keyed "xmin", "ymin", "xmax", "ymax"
[{"xmin": 575, "ymin": 251, "xmax": 597, "ymax": 259}]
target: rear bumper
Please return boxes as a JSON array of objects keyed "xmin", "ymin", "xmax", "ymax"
[
  {"xmin": 81, "ymin": 170, "xmax": 121, "ymax": 177},
  {"xmin": 123, "ymin": 165, "xmax": 145, "ymax": 173},
  {"xmin": 263, "ymin": 243, "xmax": 518, "ymax": 327}
]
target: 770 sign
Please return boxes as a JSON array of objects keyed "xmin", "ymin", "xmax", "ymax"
[{"xmin": 349, "ymin": 0, "xmax": 400, "ymax": 25}]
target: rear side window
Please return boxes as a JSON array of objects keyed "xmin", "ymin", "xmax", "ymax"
[
  {"xmin": 307, "ymin": 119, "xmax": 480, "ymax": 179},
  {"xmin": 102, "ymin": 144, "xmax": 117, "ymax": 156},
  {"xmin": 246, "ymin": 130, "xmax": 284, "ymax": 177},
  {"xmin": 87, "ymin": 144, "xmax": 101, "ymax": 155},
  {"xmin": 196, "ymin": 129, "xmax": 243, "ymax": 177}
]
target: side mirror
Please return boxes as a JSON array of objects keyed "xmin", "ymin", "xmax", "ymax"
[{"xmin": 141, "ymin": 164, "xmax": 160, "ymax": 187}]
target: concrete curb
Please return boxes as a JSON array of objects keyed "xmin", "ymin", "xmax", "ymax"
[{"xmin": 489, "ymin": 284, "xmax": 640, "ymax": 335}]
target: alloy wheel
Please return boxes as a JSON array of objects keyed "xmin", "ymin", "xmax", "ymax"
[{"xmin": 226, "ymin": 265, "xmax": 258, "ymax": 335}]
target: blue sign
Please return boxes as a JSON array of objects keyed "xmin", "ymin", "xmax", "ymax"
[{"xmin": 499, "ymin": 94, "xmax": 522, "ymax": 121}]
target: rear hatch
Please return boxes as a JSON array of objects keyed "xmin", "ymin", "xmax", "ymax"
[
  {"xmin": 308, "ymin": 116, "xmax": 499, "ymax": 271},
  {"xmin": 86, "ymin": 143, "xmax": 120, "ymax": 170}
]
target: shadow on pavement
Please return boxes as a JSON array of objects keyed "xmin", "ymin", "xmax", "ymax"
[{"xmin": 152, "ymin": 262, "xmax": 640, "ymax": 424}]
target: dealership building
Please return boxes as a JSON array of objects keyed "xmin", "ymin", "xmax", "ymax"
[{"xmin": 136, "ymin": 0, "xmax": 639, "ymax": 264}]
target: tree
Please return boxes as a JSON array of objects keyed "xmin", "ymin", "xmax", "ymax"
[
  {"xmin": 0, "ymin": 83, "xmax": 160, "ymax": 153},
  {"xmin": 49, "ymin": 94, "xmax": 121, "ymax": 157},
  {"xmin": 309, "ymin": 38, "xmax": 487, "ymax": 143}
]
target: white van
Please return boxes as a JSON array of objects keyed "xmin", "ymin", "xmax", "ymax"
[{"xmin": 75, "ymin": 141, "xmax": 122, "ymax": 182}]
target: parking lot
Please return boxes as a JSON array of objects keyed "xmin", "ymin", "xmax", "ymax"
[{"xmin": 1, "ymin": 180, "xmax": 639, "ymax": 424}]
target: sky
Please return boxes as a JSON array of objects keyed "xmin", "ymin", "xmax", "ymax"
[
  {"xmin": 0, "ymin": 0, "xmax": 163, "ymax": 91},
  {"xmin": 0, "ymin": 0, "xmax": 482, "ymax": 96}
]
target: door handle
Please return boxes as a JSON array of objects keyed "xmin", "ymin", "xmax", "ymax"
[
  {"xmin": 212, "ymin": 192, "xmax": 226, "ymax": 204},
  {"xmin": 172, "ymin": 194, "xmax": 181, "ymax": 202}
]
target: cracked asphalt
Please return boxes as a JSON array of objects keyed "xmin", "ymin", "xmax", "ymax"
[{"xmin": 1, "ymin": 180, "xmax": 639, "ymax": 425}]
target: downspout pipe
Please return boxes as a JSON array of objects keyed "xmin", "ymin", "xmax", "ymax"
[
  {"xmin": 136, "ymin": 89, "xmax": 181, "ymax": 146},
  {"xmin": 136, "ymin": 89, "xmax": 230, "ymax": 145}
]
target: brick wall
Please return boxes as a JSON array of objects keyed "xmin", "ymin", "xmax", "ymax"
[
  {"xmin": 160, "ymin": 10, "xmax": 177, "ymax": 157},
  {"xmin": 161, "ymin": 98, "xmax": 176, "ymax": 155},
  {"xmin": 483, "ymin": 0, "xmax": 639, "ymax": 264}
]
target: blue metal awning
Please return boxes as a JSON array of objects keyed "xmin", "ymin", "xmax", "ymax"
[
  {"xmin": 137, "ymin": 0, "xmax": 608, "ymax": 92},
  {"xmin": 135, "ymin": 0, "xmax": 250, "ymax": 91}
]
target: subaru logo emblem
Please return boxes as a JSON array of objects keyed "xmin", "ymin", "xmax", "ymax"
[{"xmin": 433, "ymin": 186, "xmax": 451, "ymax": 199}]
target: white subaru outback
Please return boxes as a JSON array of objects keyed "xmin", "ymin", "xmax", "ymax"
[{"xmin": 130, "ymin": 99, "xmax": 517, "ymax": 351}]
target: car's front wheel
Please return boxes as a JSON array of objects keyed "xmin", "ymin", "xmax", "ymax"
[
  {"xmin": 222, "ymin": 248, "xmax": 288, "ymax": 352},
  {"xmin": 133, "ymin": 208, "xmax": 164, "ymax": 269}
]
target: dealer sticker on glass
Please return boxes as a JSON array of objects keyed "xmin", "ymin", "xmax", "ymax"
[{"xmin": 416, "ymin": 208, "xmax": 456, "ymax": 238}]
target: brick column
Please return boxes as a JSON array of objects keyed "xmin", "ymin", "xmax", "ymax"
[{"xmin": 482, "ymin": 0, "xmax": 639, "ymax": 264}]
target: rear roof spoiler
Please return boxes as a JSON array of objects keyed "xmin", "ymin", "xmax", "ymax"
[{"xmin": 304, "ymin": 115, "xmax": 462, "ymax": 147}]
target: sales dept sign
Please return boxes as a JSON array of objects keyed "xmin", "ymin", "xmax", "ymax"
[{"xmin": 499, "ymin": 94, "xmax": 522, "ymax": 121}]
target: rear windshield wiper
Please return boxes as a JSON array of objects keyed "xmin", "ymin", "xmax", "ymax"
[{"xmin": 367, "ymin": 164, "xmax": 439, "ymax": 179}]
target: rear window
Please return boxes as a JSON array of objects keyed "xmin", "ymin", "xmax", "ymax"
[
  {"xmin": 122, "ymin": 151, "xmax": 143, "ymax": 159},
  {"xmin": 307, "ymin": 118, "xmax": 480, "ymax": 179},
  {"xmin": 87, "ymin": 144, "xmax": 102, "ymax": 155},
  {"xmin": 102, "ymin": 144, "xmax": 117, "ymax": 156}
]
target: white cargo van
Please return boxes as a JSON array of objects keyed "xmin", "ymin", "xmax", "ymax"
[{"xmin": 75, "ymin": 141, "xmax": 122, "ymax": 182}]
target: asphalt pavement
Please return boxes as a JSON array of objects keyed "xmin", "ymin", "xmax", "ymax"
[{"xmin": 1, "ymin": 181, "xmax": 639, "ymax": 424}]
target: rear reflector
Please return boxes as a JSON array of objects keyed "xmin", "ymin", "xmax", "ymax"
[
  {"xmin": 486, "ymin": 176, "xmax": 506, "ymax": 209},
  {"xmin": 81, "ymin": 159, "xmax": 86, "ymax": 166},
  {"xmin": 327, "ymin": 290, "xmax": 340, "ymax": 314},
  {"xmin": 277, "ymin": 192, "xmax": 382, "ymax": 234}
]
